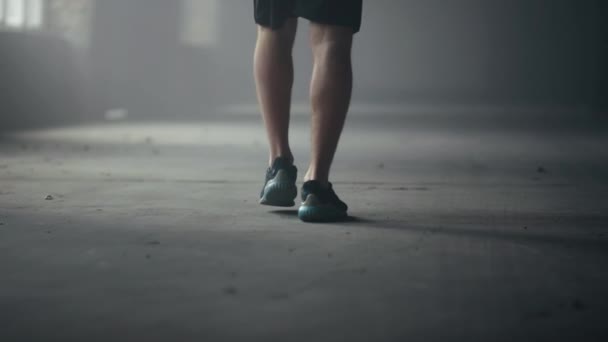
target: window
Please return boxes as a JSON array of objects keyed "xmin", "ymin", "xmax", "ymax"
[
  {"xmin": 46, "ymin": 0, "xmax": 93, "ymax": 47},
  {"xmin": 180, "ymin": 0, "xmax": 218, "ymax": 47},
  {"xmin": 0, "ymin": 0, "xmax": 93, "ymax": 47},
  {"xmin": 0, "ymin": 0, "xmax": 44, "ymax": 30}
]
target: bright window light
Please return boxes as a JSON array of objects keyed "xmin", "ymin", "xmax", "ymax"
[
  {"xmin": 181, "ymin": 0, "xmax": 218, "ymax": 47},
  {"xmin": 1, "ymin": 0, "xmax": 43, "ymax": 29},
  {"xmin": 25, "ymin": 0, "xmax": 43, "ymax": 28},
  {"xmin": 5, "ymin": 0, "xmax": 25, "ymax": 28},
  {"xmin": 0, "ymin": 1, "xmax": 5, "ymax": 26}
]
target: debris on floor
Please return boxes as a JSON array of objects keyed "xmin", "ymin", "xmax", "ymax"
[
  {"xmin": 269, "ymin": 292, "xmax": 289, "ymax": 300},
  {"xmin": 528, "ymin": 310, "xmax": 553, "ymax": 320},
  {"xmin": 571, "ymin": 299, "xmax": 586, "ymax": 311},
  {"xmin": 45, "ymin": 195, "xmax": 54, "ymax": 200},
  {"xmin": 354, "ymin": 267, "xmax": 368, "ymax": 275},
  {"xmin": 223, "ymin": 286, "xmax": 238, "ymax": 296}
]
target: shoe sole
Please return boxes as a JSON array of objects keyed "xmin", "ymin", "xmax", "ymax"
[
  {"xmin": 259, "ymin": 170, "xmax": 297, "ymax": 207},
  {"xmin": 298, "ymin": 194, "xmax": 347, "ymax": 223}
]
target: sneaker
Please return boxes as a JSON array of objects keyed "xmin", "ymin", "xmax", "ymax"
[
  {"xmin": 298, "ymin": 181, "xmax": 348, "ymax": 222},
  {"xmin": 259, "ymin": 157, "xmax": 298, "ymax": 207}
]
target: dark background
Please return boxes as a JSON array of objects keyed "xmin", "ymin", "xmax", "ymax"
[{"xmin": 1, "ymin": 0, "xmax": 606, "ymax": 130}]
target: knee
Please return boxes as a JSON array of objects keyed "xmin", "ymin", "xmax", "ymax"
[
  {"xmin": 310, "ymin": 26, "xmax": 353, "ymax": 63},
  {"xmin": 257, "ymin": 19, "xmax": 298, "ymax": 47}
]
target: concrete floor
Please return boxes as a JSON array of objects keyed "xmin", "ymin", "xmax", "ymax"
[{"xmin": 1, "ymin": 112, "xmax": 608, "ymax": 341}]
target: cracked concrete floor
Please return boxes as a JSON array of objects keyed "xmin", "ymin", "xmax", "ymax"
[{"xmin": 1, "ymin": 114, "xmax": 608, "ymax": 341}]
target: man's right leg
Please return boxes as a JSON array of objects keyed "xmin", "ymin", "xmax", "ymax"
[
  {"xmin": 305, "ymin": 23, "xmax": 353, "ymax": 186},
  {"xmin": 298, "ymin": 23, "xmax": 353, "ymax": 222},
  {"xmin": 255, "ymin": 18, "xmax": 299, "ymax": 207}
]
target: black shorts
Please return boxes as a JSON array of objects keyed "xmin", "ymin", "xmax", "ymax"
[{"xmin": 253, "ymin": 0, "xmax": 363, "ymax": 33}]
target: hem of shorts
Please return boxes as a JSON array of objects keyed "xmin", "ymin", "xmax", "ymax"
[
  {"xmin": 255, "ymin": 16, "xmax": 360, "ymax": 34},
  {"xmin": 297, "ymin": 13, "xmax": 360, "ymax": 33}
]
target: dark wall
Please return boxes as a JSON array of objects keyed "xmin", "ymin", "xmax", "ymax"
[
  {"xmin": 361, "ymin": 0, "xmax": 607, "ymax": 108},
  {"xmin": 482, "ymin": 0, "xmax": 603, "ymax": 107},
  {"xmin": 1, "ymin": 0, "xmax": 606, "ymax": 132},
  {"xmin": 217, "ymin": 0, "xmax": 607, "ymax": 109},
  {"xmin": 595, "ymin": 1, "xmax": 608, "ymax": 111},
  {"xmin": 0, "ymin": 31, "xmax": 86, "ymax": 131}
]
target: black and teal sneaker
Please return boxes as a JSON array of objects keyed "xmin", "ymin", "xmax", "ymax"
[
  {"xmin": 298, "ymin": 181, "xmax": 348, "ymax": 222},
  {"xmin": 259, "ymin": 157, "xmax": 298, "ymax": 207}
]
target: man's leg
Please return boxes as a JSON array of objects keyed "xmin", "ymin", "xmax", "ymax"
[
  {"xmin": 255, "ymin": 18, "xmax": 299, "ymax": 207},
  {"xmin": 254, "ymin": 18, "xmax": 298, "ymax": 166},
  {"xmin": 297, "ymin": 23, "xmax": 352, "ymax": 222},
  {"xmin": 305, "ymin": 23, "xmax": 354, "ymax": 186}
]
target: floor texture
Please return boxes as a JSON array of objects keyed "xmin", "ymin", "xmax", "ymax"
[{"xmin": 1, "ymin": 113, "xmax": 607, "ymax": 341}]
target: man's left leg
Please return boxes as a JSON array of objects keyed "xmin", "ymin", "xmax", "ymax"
[{"xmin": 254, "ymin": 18, "xmax": 299, "ymax": 207}]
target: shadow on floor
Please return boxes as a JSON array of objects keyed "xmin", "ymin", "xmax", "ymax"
[
  {"xmin": 268, "ymin": 210, "xmax": 299, "ymax": 218},
  {"xmin": 268, "ymin": 209, "xmax": 608, "ymax": 253},
  {"xmin": 268, "ymin": 210, "xmax": 378, "ymax": 225}
]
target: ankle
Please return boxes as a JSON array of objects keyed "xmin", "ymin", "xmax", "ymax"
[
  {"xmin": 304, "ymin": 173, "xmax": 329, "ymax": 188},
  {"xmin": 270, "ymin": 154, "xmax": 294, "ymax": 166}
]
